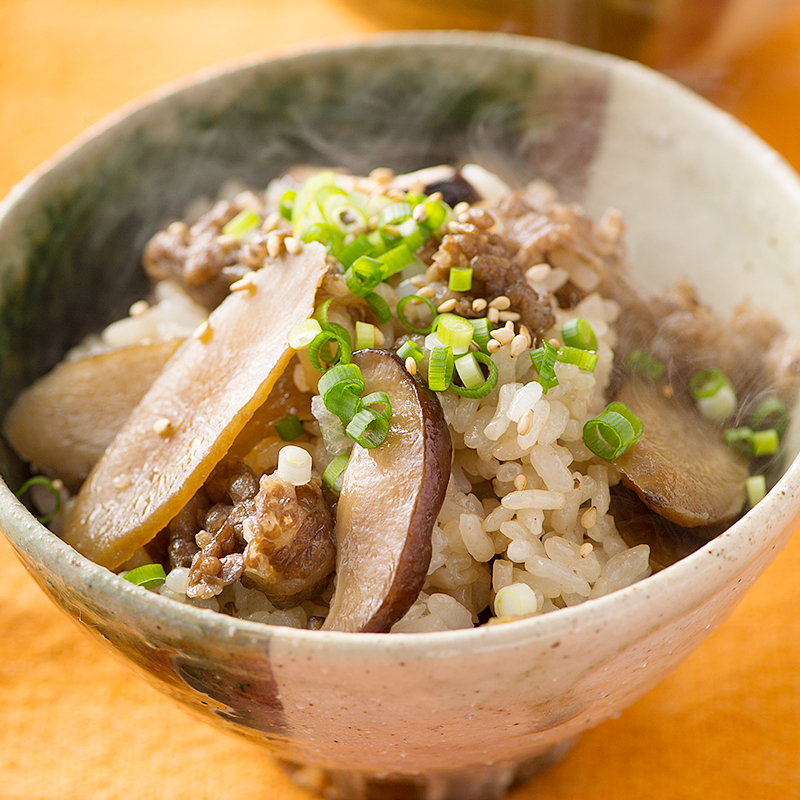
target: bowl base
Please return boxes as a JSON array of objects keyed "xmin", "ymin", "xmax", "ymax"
[{"xmin": 281, "ymin": 738, "xmax": 577, "ymax": 800}]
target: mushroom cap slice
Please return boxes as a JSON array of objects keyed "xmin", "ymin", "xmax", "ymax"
[
  {"xmin": 3, "ymin": 340, "xmax": 180, "ymax": 489},
  {"xmin": 613, "ymin": 374, "xmax": 749, "ymax": 527},
  {"xmin": 62, "ymin": 243, "xmax": 329, "ymax": 569},
  {"xmin": 323, "ymin": 350, "xmax": 452, "ymax": 633}
]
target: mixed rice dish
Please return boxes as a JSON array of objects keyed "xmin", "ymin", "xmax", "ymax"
[{"xmin": 6, "ymin": 163, "xmax": 799, "ymax": 633}]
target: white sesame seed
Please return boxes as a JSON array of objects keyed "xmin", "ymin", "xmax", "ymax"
[
  {"xmin": 580, "ymin": 507, "xmax": 598, "ymax": 529},
  {"xmin": 453, "ymin": 201, "xmax": 471, "ymax": 216},
  {"xmin": 580, "ymin": 541, "xmax": 594, "ymax": 556},
  {"xmin": 472, "ymin": 298, "xmax": 488, "ymax": 312},
  {"xmin": 409, "ymin": 276, "xmax": 426, "ymax": 288},
  {"xmin": 405, "ymin": 356, "xmax": 417, "ymax": 376},
  {"xmin": 517, "ymin": 408, "xmax": 534, "ymax": 436},
  {"xmin": 417, "ymin": 286, "xmax": 436, "ymax": 300},
  {"xmin": 230, "ymin": 271, "xmax": 257, "ymax": 293},
  {"xmin": 193, "ymin": 319, "xmax": 212, "ymax": 341},
  {"xmin": 369, "ymin": 167, "xmax": 395, "ymax": 184},
  {"xmin": 437, "ymin": 298, "xmax": 458, "ymax": 313},
  {"xmin": 487, "ymin": 307, "xmax": 500, "ymax": 324},
  {"xmin": 267, "ymin": 234, "xmax": 284, "ymax": 258},
  {"xmin": 374, "ymin": 328, "xmax": 386, "ymax": 346},
  {"xmin": 412, "ymin": 204, "xmax": 428, "ymax": 223},
  {"xmin": 447, "ymin": 221, "xmax": 462, "ymax": 235},
  {"xmin": 129, "ymin": 299, "xmax": 149, "ymax": 318},
  {"xmin": 488, "ymin": 296, "xmax": 511, "ymax": 310},
  {"xmin": 487, "ymin": 339, "xmax": 502, "ymax": 354},
  {"xmin": 510, "ymin": 334, "xmax": 528, "ymax": 358},
  {"xmin": 153, "ymin": 417, "xmax": 173, "ymax": 436},
  {"xmin": 525, "ymin": 263, "xmax": 551, "ymax": 283},
  {"xmin": 263, "ymin": 211, "xmax": 283, "ymax": 232},
  {"xmin": 284, "ymin": 236, "xmax": 303, "ymax": 255},
  {"xmin": 428, "ymin": 191, "xmax": 443, "ymax": 203},
  {"xmin": 491, "ymin": 327, "xmax": 514, "ymax": 345},
  {"xmin": 513, "ymin": 474, "xmax": 528, "ymax": 491},
  {"xmin": 498, "ymin": 311, "xmax": 521, "ymax": 323}
]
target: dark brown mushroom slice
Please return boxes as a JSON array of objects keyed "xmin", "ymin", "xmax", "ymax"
[
  {"xmin": 322, "ymin": 349, "xmax": 452, "ymax": 633},
  {"xmin": 612, "ymin": 374, "xmax": 749, "ymax": 527}
]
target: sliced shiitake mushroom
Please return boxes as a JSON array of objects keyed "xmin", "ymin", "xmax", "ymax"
[
  {"xmin": 3, "ymin": 340, "xmax": 180, "ymax": 489},
  {"xmin": 62, "ymin": 243, "xmax": 330, "ymax": 569},
  {"xmin": 613, "ymin": 374, "xmax": 749, "ymax": 527},
  {"xmin": 323, "ymin": 350, "xmax": 452, "ymax": 633}
]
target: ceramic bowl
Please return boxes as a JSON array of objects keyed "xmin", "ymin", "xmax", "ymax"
[{"xmin": 2, "ymin": 31, "xmax": 800, "ymax": 800}]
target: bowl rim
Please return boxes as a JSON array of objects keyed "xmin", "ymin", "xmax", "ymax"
[{"xmin": 3, "ymin": 29, "xmax": 800, "ymax": 656}]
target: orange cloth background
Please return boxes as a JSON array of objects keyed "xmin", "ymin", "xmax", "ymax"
[{"xmin": 3, "ymin": 2, "xmax": 800, "ymax": 798}]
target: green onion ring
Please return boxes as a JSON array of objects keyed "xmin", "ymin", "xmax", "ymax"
[
  {"xmin": 450, "ymin": 352, "xmax": 499, "ymax": 398},
  {"xmin": 15, "ymin": 475, "xmax": 61, "ymax": 525},
  {"xmin": 361, "ymin": 391, "xmax": 392, "ymax": 421},
  {"xmin": 396, "ymin": 294, "xmax": 438, "ymax": 335},
  {"xmin": 582, "ymin": 402, "xmax": 644, "ymax": 461},
  {"xmin": 123, "ymin": 563, "xmax": 167, "ymax": 590},
  {"xmin": 307, "ymin": 323, "xmax": 352, "ymax": 371},
  {"xmin": 322, "ymin": 452, "xmax": 350, "ymax": 492},
  {"xmin": 561, "ymin": 317, "xmax": 598, "ymax": 351},
  {"xmin": 345, "ymin": 407, "xmax": 390, "ymax": 449}
]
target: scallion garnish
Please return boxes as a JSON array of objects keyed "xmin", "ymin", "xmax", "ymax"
[
  {"xmin": 531, "ymin": 341, "xmax": 559, "ymax": 393},
  {"xmin": 314, "ymin": 298, "xmax": 334, "ymax": 329},
  {"xmin": 288, "ymin": 318, "xmax": 322, "ymax": 350},
  {"xmin": 222, "ymin": 208, "xmax": 261, "ymax": 239},
  {"xmin": 396, "ymin": 295, "xmax": 438, "ymax": 335},
  {"xmin": 279, "ymin": 190, "xmax": 295, "ymax": 221},
  {"xmin": 274, "ymin": 414, "xmax": 306, "ymax": 441},
  {"xmin": 361, "ymin": 391, "xmax": 392, "ymax": 421},
  {"xmin": 378, "ymin": 242, "xmax": 414, "ymax": 278},
  {"xmin": 689, "ymin": 368, "xmax": 737, "ymax": 422},
  {"xmin": 338, "ymin": 235, "xmax": 374, "ymax": 269},
  {"xmin": 421, "ymin": 197, "xmax": 448, "ymax": 231},
  {"xmin": 556, "ymin": 345, "xmax": 598, "ymax": 372},
  {"xmin": 428, "ymin": 345, "xmax": 454, "ymax": 392},
  {"xmin": 397, "ymin": 339, "xmax": 424, "ymax": 363},
  {"xmin": 561, "ymin": 317, "xmax": 597, "ymax": 351},
  {"xmin": 15, "ymin": 475, "xmax": 61, "ymax": 525},
  {"xmin": 318, "ymin": 363, "xmax": 365, "ymax": 422},
  {"xmin": 751, "ymin": 428, "xmax": 780, "ymax": 456},
  {"xmin": 307, "ymin": 323, "xmax": 352, "ymax": 371},
  {"xmin": 450, "ymin": 352, "xmax": 499, "ymax": 398},
  {"xmin": 448, "ymin": 267, "xmax": 473, "ymax": 293},
  {"xmin": 322, "ymin": 452, "xmax": 350, "ymax": 492},
  {"xmin": 470, "ymin": 317, "xmax": 492, "ymax": 353},
  {"xmin": 625, "ymin": 349, "xmax": 665, "ymax": 381},
  {"xmin": 582, "ymin": 401, "xmax": 644, "ymax": 461},
  {"xmin": 751, "ymin": 396, "xmax": 789, "ymax": 439},
  {"xmin": 364, "ymin": 291, "xmax": 393, "ymax": 325},
  {"xmin": 345, "ymin": 407, "xmax": 390, "ymax": 449},
  {"xmin": 354, "ymin": 321, "xmax": 377, "ymax": 350},
  {"xmin": 378, "ymin": 201, "xmax": 413, "ymax": 229},
  {"xmin": 723, "ymin": 426, "xmax": 754, "ymax": 455},
  {"xmin": 436, "ymin": 313, "xmax": 474, "ymax": 350},
  {"xmin": 746, "ymin": 474, "xmax": 767, "ymax": 507},
  {"xmin": 345, "ymin": 255, "xmax": 384, "ymax": 297},
  {"xmin": 123, "ymin": 563, "xmax": 167, "ymax": 590}
]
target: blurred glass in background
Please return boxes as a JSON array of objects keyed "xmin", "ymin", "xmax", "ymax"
[{"xmin": 345, "ymin": 0, "xmax": 799, "ymax": 107}]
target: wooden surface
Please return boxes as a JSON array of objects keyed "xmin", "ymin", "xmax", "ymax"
[{"xmin": 3, "ymin": 2, "xmax": 800, "ymax": 798}]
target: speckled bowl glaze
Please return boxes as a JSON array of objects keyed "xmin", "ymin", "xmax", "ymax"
[{"xmin": 2, "ymin": 32, "xmax": 800, "ymax": 800}]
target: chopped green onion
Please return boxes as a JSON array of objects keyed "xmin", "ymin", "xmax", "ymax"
[
  {"xmin": 274, "ymin": 414, "xmax": 306, "ymax": 441},
  {"xmin": 751, "ymin": 428, "xmax": 780, "ymax": 456},
  {"xmin": 292, "ymin": 170, "xmax": 337, "ymax": 225},
  {"xmin": 397, "ymin": 218, "xmax": 428, "ymax": 252},
  {"xmin": 450, "ymin": 352, "xmax": 499, "ymax": 398},
  {"xmin": 361, "ymin": 391, "xmax": 392, "ymax": 421},
  {"xmin": 397, "ymin": 339, "xmax": 424, "ymax": 363},
  {"xmin": 288, "ymin": 318, "xmax": 322, "ymax": 349},
  {"xmin": 378, "ymin": 242, "xmax": 414, "ymax": 278},
  {"xmin": 123, "ymin": 563, "xmax": 166, "ymax": 590},
  {"xmin": 307, "ymin": 323, "xmax": 352, "ymax": 371},
  {"xmin": 345, "ymin": 255, "xmax": 384, "ymax": 297},
  {"xmin": 345, "ymin": 407, "xmax": 390, "ymax": 449},
  {"xmin": 279, "ymin": 190, "xmax": 295, "ymax": 221},
  {"xmin": 436, "ymin": 313, "xmax": 474, "ymax": 349},
  {"xmin": 364, "ymin": 291, "xmax": 393, "ymax": 324},
  {"xmin": 322, "ymin": 452, "xmax": 350, "ymax": 493},
  {"xmin": 723, "ymin": 426, "xmax": 754, "ymax": 455},
  {"xmin": 746, "ymin": 474, "xmax": 767, "ymax": 507},
  {"xmin": 396, "ymin": 294, "xmax": 438, "ymax": 334},
  {"xmin": 314, "ymin": 298, "xmax": 334, "ymax": 329},
  {"xmin": 625, "ymin": 349, "xmax": 665, "ymax": 381},
  {"xmin": 354, "ymin": 321, "xmax": 377, "ymax": 350},
  {"xmin": 301, "ymin": 222, "xmax": 343, "ymax": 254},
  {"xmin": 448, "ymin": 267, "xmax": 473, "ymax": 292},
  {"xmin": 690, "ymin": 368, "xmax": 737, "ymax": 422},
  {"xmin": 751, "ymin": 396, "xmax": 789, "ymax": 438},
  {"xmin": 428, "ymin": 345, "xmax": 454, "ymax": 392},
  {"xmin": 338, "ymin": 235, "xmax": 374, "ymax": 269},
  {"xmin": 454, "ymin": 352, "xmax": 484, "ymax": 389},
  {"xmin": 582, "ymin": 401, "xmax": 644, "ymax": 461},
  {"xmin": 561, "ymin": 317, "xmax": 597, "ymax": 351},
  {"xmin": 318, "ymin": 363, "xmax": 365, "ymax": 421},
  {"xmin": 420, "ymin": 198, "xmax": 448, "ymax": 231},
  {"xmin": 470, "ymin": 318, "xmax": 492, "ymax": 353},
  {"xmin": 222, "ymin": 208, "xmax": 261, "ymax": 238},
  {"xmin": 15, "ymin": 475, "xmax": 61, "ymax": 525},
  {"xmin": 531, "ymin": 341, "xmax": 559, "ymax": 393},
  {"xmin": 556, "ymin": 345, "xmax": 598, "ymax": 372},
  {"xmin": 378, "ymin": 202, "xmax": 413, "ymax": 228}
]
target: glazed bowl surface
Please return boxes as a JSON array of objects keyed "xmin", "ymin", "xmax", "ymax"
[{"xmin": 2, "ymin": 31, "xmax": 800, "ymax": 800}]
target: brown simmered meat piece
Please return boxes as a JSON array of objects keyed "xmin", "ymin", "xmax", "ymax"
[
  {"xmin": 167, "ymin": 489, "xmax": 210, "ymax": 569},
  {"xmin": 241, "ymin": 473, "xmax": 335, "ymax": 609},
  {"xmin": 143, "ymin": 194, "xmax": 282, "ymax": 310},
  {"xmin": 430, "ymin": 219, "xmax": 555, "ymax": 343}
]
